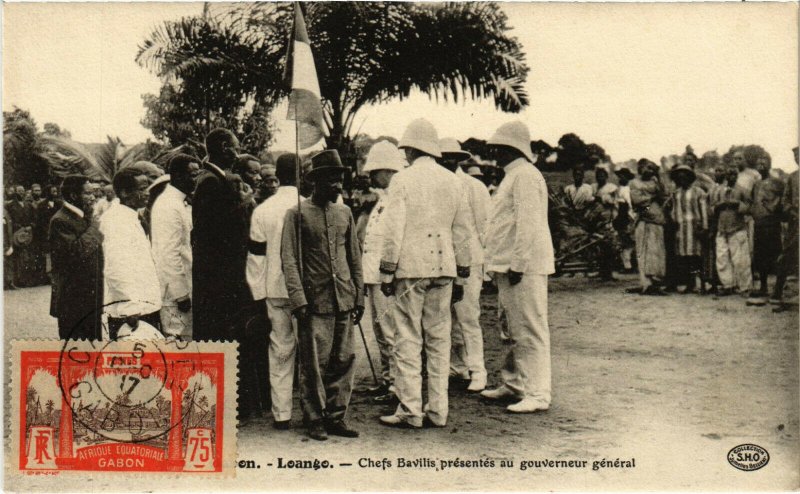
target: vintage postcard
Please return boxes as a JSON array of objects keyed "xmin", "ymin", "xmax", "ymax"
[{"xmin": 2, "ymin": 1, "xmax": 798, "ymax": 492}]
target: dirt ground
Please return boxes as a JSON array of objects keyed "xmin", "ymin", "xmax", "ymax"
[{"xmin": 4, "ymin": 274, "xmax": 798, "ymax": 491}]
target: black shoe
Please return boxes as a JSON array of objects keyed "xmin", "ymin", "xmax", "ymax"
[
  {"xmin": 326, "ymin": 420, "xmax": 359, "ymax": 438},
  {"xmin": 642, "ymin": 285, "xmax": 667, "ymax": 296},
  {"xmin": 366, "ymin": 383, "xmax": 390, "ymax": 396},
  {"xmin": 422, "ymin": 417, "xmax": 446, "ymax": 429},
  {"xmin": 273, "ymin": 420, "xmax": 291, "ymax": 430},
  {"xmin": 714, "ymin": 287, "xmax": 733, "ymax": 298},
  {"xmin": 308, "ymin": 421, "xmax": 328, "ymax": 441},
  {"xmin": 374, "ymin": 391, "xmax": 399, "ymax": 406}
]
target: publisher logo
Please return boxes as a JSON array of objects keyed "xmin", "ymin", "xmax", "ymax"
[{"xmin": 727, "ymin": 444, "xmax": 769, "ymax": 471}]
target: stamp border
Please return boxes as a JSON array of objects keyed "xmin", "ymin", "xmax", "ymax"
[{"xmin": 7, "ymin": 339, "xmax": 239, "ymax": 480}]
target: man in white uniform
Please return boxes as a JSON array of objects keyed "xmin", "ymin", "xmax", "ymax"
[
  {"xmin": 101, "ymin": 167, "xmax": 163, "ymax": 340},
  {"xmin": 246, "ymin": 154, "xmax": 301, "ymax": 429},
  {"xmin": 360, "ymin": 141, "xmax": 405, "ymax": 403},
  {"xmin": 481, "ymin": 121, "xmax": 555, "ymax": 413},
  {"xmin": 378, "ymin": 119, "xmax": 472, "ymax": 428},
  {"xmin": 439, "ymin": 138, "xmax": 491, "ymax": 392},
  {"xmin": 150, "ymin": 154, "xmax": 200, "ymax": 339}
]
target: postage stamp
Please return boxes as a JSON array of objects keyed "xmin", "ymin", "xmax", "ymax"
[{"xmin": 7, "ymin": 339, "xmax": 237, "ymax": 477}]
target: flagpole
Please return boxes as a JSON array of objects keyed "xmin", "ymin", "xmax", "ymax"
[{"xmin": 295, "ymin": 115, "xmax": 303, "ymax": 280}]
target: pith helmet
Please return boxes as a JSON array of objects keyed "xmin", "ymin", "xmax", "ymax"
[
  {"xmin": 363, "ymin": 141, "xmax": 406, "ymax": 173},
  {"xmin": 487, "ymin": 121, "xmax": 534, "ymax": 163},
  {"xmin": 439, "ymin": 138, "xmax": 472, "ymax": 161},
  {"xmin": 398, "ymin": 119, "xmax": 441, "ymax": 158}
]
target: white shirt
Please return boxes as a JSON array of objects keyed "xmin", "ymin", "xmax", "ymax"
[
  {"xmin": 361, "ymin": 189, "xmax": 389, "ymax": 285},
  {"xmin": 618, "ymin": 184, "xmax": 635, "ymax": 219},
  {"xmin": 564, "ymin": 183, "xmax": 594, "ymax": 209},
  {"xmin": 485, "ymin": 159, "xmax": 555, "ymax": 275},
  {"xmin": 94, "ymin": 197, "xmax": 118, "ymax": 218},
  {"xmin": 100, "ymin": 202, "xmax": 162, "ymax": 318},
  {"xmin": 246, "ymin": 186, "xmax": 300, "ymax": 301},
  {"xmin": 150, "ymin": 184, "xmax": 193, "ymax": 302},
  {"xmin": 63, "ymin": 200, "xmax": 84, "ymax": 218},
  {"xmin": 456, "ymin": 168, "xmax": 491, "ymax": 267}
]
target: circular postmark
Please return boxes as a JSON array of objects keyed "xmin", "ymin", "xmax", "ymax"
[
  {"xmin": 727, "ymin": 444, "xmax": 770, "ymax": 472},
  {"xmin": 57, "ymin": 301, "xmax": 203, "ymax": 444},
  {"xmin": 91, "ymin": 339, "xmax": 168, "ymax": 408}
]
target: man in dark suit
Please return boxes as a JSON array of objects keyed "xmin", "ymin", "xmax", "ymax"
[
  {"xmin": 192, "ymin": 128, "xmax": 265, "ymax": 418},
  {"xmin": 34, "ymin": 184, "xmax": 61, "ymax": 284},
  {"xmin": 7, "ymin": 185, "xmax": 37, "ymax": 287},
  {"xmin": 49, "ymin": 175, "xmax": 103, "ymax": 340},
  {"xmin": 192, "ymin": 128, "xmax": 252, "ymax": 341}
]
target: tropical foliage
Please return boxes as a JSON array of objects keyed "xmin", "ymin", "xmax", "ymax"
[
  {"xmin": 3, "ymin": 108, "xmax": 50, "ymax": 186},
  {"xmin": 4, "ymin": 107, "xmax": 170, "ymax": 185},
  {"xmin": 136, "ymin": 2, "xmax": 529, "ymax": 165},
  {"xmin": 548, "ymin": 187, "xmax": 618, "ymax": 274},
  {"xmin": 38, "ymin": 136, "xmax": 166, "ymax": 182},
  {"xmin": 137, "ymin": 14, "xmax": 282, "ymax": 152},
  {"xmin": 554, "ymin": 133, "xmax": 609, "ymax": 171}
]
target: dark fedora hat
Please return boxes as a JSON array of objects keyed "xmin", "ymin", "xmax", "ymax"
[{"xmin": 306, "ymin": 149, "xmax": 347, "ymax": 180}]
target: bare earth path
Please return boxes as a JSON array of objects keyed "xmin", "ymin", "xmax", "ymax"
[{"xmin": 4, "ymin": 274, "xmax": 798, "ymax": 491}]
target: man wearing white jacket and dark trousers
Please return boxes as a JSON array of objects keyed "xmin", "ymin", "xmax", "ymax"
[
  {"xmin": 439, "ymin": 138, "xmax": 491, "ymax": 393},
  {"xmin": 246, "ymin": 154, "xmax": 301, "ymax": 430},
  {"xmin": 379, "ymin": 119, "xmax": 472, "ymax": 429},
  {"xmin": 481, "ymin": 121, "xmax": 555, "ymax": 413}
]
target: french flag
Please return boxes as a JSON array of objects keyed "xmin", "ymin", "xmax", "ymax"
[{"xmin": 286, "ymin": 2, "xmax": 325, "ymax": 149}]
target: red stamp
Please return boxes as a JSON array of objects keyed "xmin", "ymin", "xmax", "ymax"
[{"xmin": 10, "ymin": 340, "xmax": 237, "ymax": 476}]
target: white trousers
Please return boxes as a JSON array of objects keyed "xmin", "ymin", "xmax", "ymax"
[
  {"xmin": 392, "ymin": 277, "xmax": 452, "ymax": 427},
  {"xmin": 266, "ymin": 297, "xmax": 297, "ymax": 421},
  {"xmin": 716, "ymin": 230, "xmax": 752, "ymax": 292},
  {"xmin": 450, "ymin": 266, "xmax": 486, "ymax": 377},
  {"xmin": 495, "ymin": 272, "xmax": 551, "ymax": 404},
  {"xmin": 621, "ymin": 247, "xmax": 634, "ymax": 270},
  {"xmin": 159, "ymin": 303, "xmax": 192, "ymax": 338},
  {"xmin": 366, "ymin": 284, "xmax": 397, "ymax": 386}
]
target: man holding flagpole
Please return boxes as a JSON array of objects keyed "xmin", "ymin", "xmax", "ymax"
[
  {"xmin": 280, "ymin": 150, "xmax": 364, "ymax": 441},
  {"xmin": 283, "ymin": 3, "xmax": 365, "ymax": 441}
]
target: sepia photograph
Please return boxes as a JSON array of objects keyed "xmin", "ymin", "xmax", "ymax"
[{"xmin": 2, "ymin": 1, "xmax": 798, "ymax": 491}]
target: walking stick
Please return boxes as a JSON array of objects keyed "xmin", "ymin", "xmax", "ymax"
[{"xmin": 356, "ymin": 321, "xmax": 380, "ymax": 386}]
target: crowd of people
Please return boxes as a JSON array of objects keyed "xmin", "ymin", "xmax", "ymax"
[
  {"xmin": 563, "ymin": 146, "xmax": 799, "ymax": 310},
  {"xmin": 5, "ymin": 120, "xmax": 797, "ymax": 442}
]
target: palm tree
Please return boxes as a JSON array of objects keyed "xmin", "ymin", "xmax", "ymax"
[
  {"xmin": 37, "ymin": 135, "xmax": 167, "ymax": 181},
  {"xmin": 137, "ymin": 2, "xmax": 529, "ymax": 163},
  {"xmin": 4, "ymin": 107, "xmax": 50, "ymax": 185},
  {"xmin": 45, "ymin": 399, "xmax": 55, "ymax": 423}
]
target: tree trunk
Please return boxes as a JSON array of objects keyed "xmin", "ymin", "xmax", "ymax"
[{"xmin": 325, "ymin": 108, "xmax": 356, "ymax": 172}]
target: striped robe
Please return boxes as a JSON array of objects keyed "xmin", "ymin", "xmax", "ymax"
[{"xmin": 671, "ymin": 185, "xmax": 709, "ymax": 257}]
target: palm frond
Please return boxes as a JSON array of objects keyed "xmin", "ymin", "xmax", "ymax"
[{"xmin": 36, "ymin": 136, "xmax": 109, "ymax": 181}]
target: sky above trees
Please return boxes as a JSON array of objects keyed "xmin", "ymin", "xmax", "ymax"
[{"xmin": 3, "ymin": 2, "xmax": 797, "ymax": 169}]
